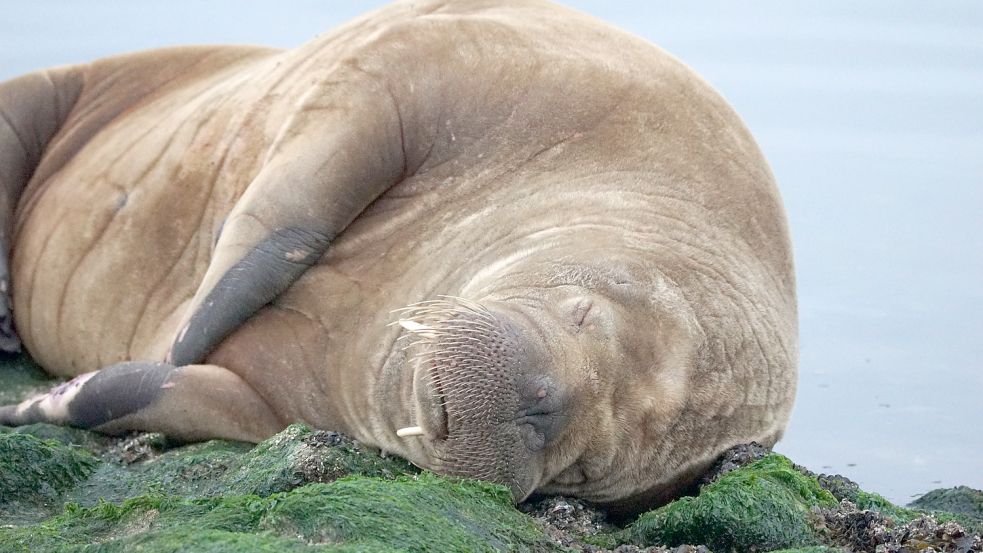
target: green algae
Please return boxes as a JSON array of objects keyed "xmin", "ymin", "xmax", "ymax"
[
  {"xmin": 622, "ymin": 454, "xmax": 837, "ymax": 553},
  {"xmin": 823, "ymin": 480, "xmax": 983, "ymax": 534},
  {"xmin": 69, "ymin": 424, "xmax": 418, "ymax": 505},
  {"xmin": 261, "ymin": 474, "xmax": 553, "ymax": 551},
  {"xmin": 218, "ymin": 424, "xmax": 418, "ymax": 497},
  {"xmin": 0, "ymin": 423, "xmax": 420, "ymax": 529},
  {"xmin": 0, "ymin": 433, "xmax": 100, "ymax": 525},
  {"xmin": 3, "ymin": 422, "xmax": 116, "ymax": 451},
  {"xmin": 0, "ymin": 421, "xmax": 978, "ymax": 553},
  {"xmin": 63, "ymin": 529, "xmax": 352, "ymax": 553},
  {"xmin": 852, "ymin": 489, "xmax": 920, "ymax": 522},
  {"xmin": 66, "ymin": 439, "xmax": 254, "ymax": 508},
  {"xmin": 2, "ymin": 347, "xmax": 977, "ymax": 552},
  {"xmin": 910, "ymin": 486, "xmax": 983, "ymax": 517},
  {"xmin": 0, "ymin": 475, "xmax": 559, "ymax": 553},
  {"xmin": 0, "ymin": 433, "xmax": 99, "ymax": 502}
]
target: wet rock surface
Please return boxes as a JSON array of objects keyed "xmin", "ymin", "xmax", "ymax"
[
  {"xmin": 104, "ymin": 431, "xmax": 171, "ymax": 465},
  {"xmin": 815, "ymin": 499, "xmax": 982, "ymax": 553},
  {"xmin": 698, "ymin": 440, "xmax": 772, "ymax": 485},
  {"xmin": 521, "ymin": 495, "xmax": 614, "ymax": 550},
  {"xmin": 1, "ymin": 354, "xmax": 980, "ymax": 552}
]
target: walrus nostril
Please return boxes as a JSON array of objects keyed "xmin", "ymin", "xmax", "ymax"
[{"xmin": 513, "ymin": 374, "xmax": 570, "ymax": 450}]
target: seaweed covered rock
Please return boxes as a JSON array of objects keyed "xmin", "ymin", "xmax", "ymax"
[
  {"xmin": 811, "ymin": 498, "xmax": 983, "ymax": 552},
  {"xmin": 0, "ymin": 411, "xmax": 556, "ymax": 551},
  {"xmin": 0, "ymin": 433, "xmax": 100, "ymax": 524},
  {"xmin": 698, "ymin": 441, "xmax": 772, "ymax": 485},
  {"xmin": 810, "ymin": 471, "xmax": 983, "ymax": 537},
  {"xmin": 219, "ymin": 423, "xmax": 419, "ymax": 497},
  {"xmin": 613, "ymin": 452, "xmax": 983, "ymax": 553},
  {"xmin": 69, "ymin": 438, "xmax": 255, "ymax": 506},
  {"xmin": 1, "ymin": 361, "xmax": 980, "ymax": 553},
  {"xmin": 622, "ymin": 454, "xmax": 838, "ymax": 552},
  {"xmin": 0, "ymin": 475, "xmax": 560, "ymax": 552},
  {"xmin": 0, "ymin": 422, "xmax": 419, "ymax": 528},
  {"xmin": 2, "ymin": 421, "xmax": 117, "ymax": 452},
  {"xmin": 910, "ymin": 486, "xmax": 983, "ymax": 522},
  {"xmin": 72, "ymin": 423, "xmax": 419, "ymax": 503}
]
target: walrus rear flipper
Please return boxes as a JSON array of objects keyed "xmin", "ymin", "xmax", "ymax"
[
  {"xmin": 0, "ymin": 362, "xmax": 282, "ymax": 442},
  {"xmin": 0, "ymin": 67, "xmax": 84, "ymax": 352},
  {"xmin": 167, "ymin": 72, "xmax": 412, "ymax": 366}
]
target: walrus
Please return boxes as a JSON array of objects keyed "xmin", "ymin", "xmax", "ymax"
[{"xmin": 0, "ymin": 0, "xmax": 797, "ymax": 510}]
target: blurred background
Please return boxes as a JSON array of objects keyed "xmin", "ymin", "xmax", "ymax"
[{"xmin": 2, "ymin": 1, "xmax": 980, "ymax": 504}]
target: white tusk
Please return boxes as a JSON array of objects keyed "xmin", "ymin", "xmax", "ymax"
[
  {"xmin": 398, "ymin": 319, "xmax": 429, "ymax": 332},
  {"xmin": 396, "ymin": 426, "xmax": 425, "ymax": 437},
  {"xmin": 398, "ymin": 319, "xmax": 439, "ymax": 339}
]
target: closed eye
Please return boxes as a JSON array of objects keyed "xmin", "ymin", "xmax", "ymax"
[{"xmin": 571, "ymin": 298, "xmax": 593, "ymax": 329}]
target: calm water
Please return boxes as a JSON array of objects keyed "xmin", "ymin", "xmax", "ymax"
[{"xmin": 2, "ymin": 1, "xmax": 980, "ymax": 504}]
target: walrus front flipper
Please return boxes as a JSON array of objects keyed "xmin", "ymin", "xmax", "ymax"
[
  {"xmin": 167, "ymin": 226, "xmax": 333, "ymax": 366},
  {"xmin": 0, "ymin": 362, "xmax": 282, "ymax": 442},
  {"xmin": 167, "ymin": 73, "xmax": 411, "ymax": 366}
]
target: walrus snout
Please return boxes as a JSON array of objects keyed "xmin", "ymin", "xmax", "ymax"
[{"xmin": 396, "ymin": 297, "xmax": 565, "ymax": 499}]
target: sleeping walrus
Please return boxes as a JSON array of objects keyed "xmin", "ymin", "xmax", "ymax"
[{"xmin": 0, "ymin": 0, "xmax": 797, "ymax": 510}]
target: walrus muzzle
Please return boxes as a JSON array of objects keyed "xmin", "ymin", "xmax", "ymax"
[{"xmin": 397, "ymin": 298, "xmax": 564, "ymax": 499}]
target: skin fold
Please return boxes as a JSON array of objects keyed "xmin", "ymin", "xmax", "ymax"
[{"xmin": 0, "ymin": 0, "xmax": 796, "ymax": 510}]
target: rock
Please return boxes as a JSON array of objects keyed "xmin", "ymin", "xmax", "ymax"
[
  {"xmin": 521, "ymin": 495, "xmax": 614, "ymax": 549},
  {"xmin": 814, "ymin": 499, "xmax": 895, "ymax": 551},
  {"xmin": 214, "ymin": 423, "xmax": 420, "ymax": 497},
  {"xmin": 0, "ymin": 423, "xmax": 420, "ymax": 525},
  {"xmin": 0, "ymin": 423, "xmax": 559, "ymax": 552},
  {"xmin": 104, "ymin": 432, "xmax": 171, "ymax": 465},
  {"xmin": 1, "ymin": 475, "xmax": 560, "ymax": 552},
  {"xmin": 4, "ymin": 422, "xmax": 115, "ymax": 452},
  {"xmin": 1, "ymin": 354, "xmax": 980, "ymax": 553},
  {"xmin": 808, "ymin": 472, "xmax": 983, "ymax": 537},
  {"xmin": 59, "ymin": 424, "xmax": 419, "ymax": 513},
  {"xmin": 623, "ymin": 454, "xmax": 838, "ymax": 552},
  {"xmin": 698, "ymin": 441, "xmax": 772, "ymax": 485},
  {"xmin": 813, "ymin": 473, "xmax": 860, "ymax": 501},
  {"xmin": 620, "ymin": 454, "xmax": 983, "ymax": 552},
  {"xmin": 910, "ymin": 487, "xmax": 983, "ymax": 521},
  {"xmin": 0, "ymin": 433, "xmax": 99, "ymax": 525},
  {"xmin": 813, "ymin": 499, "xmax": 982, "ymax": 553},
  {"xmin": 0, "ymin": 433, "xmax": 98, "ymax": 502}
]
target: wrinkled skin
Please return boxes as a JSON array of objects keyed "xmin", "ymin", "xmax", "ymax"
[{"xmin": 0, "ymin": 0, "xmax": 796, "ymax": 510}]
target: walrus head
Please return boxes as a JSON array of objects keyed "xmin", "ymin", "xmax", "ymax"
[{"xmin": 392, "ymin": 252, "xmax": 725, "ymax": 508}]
